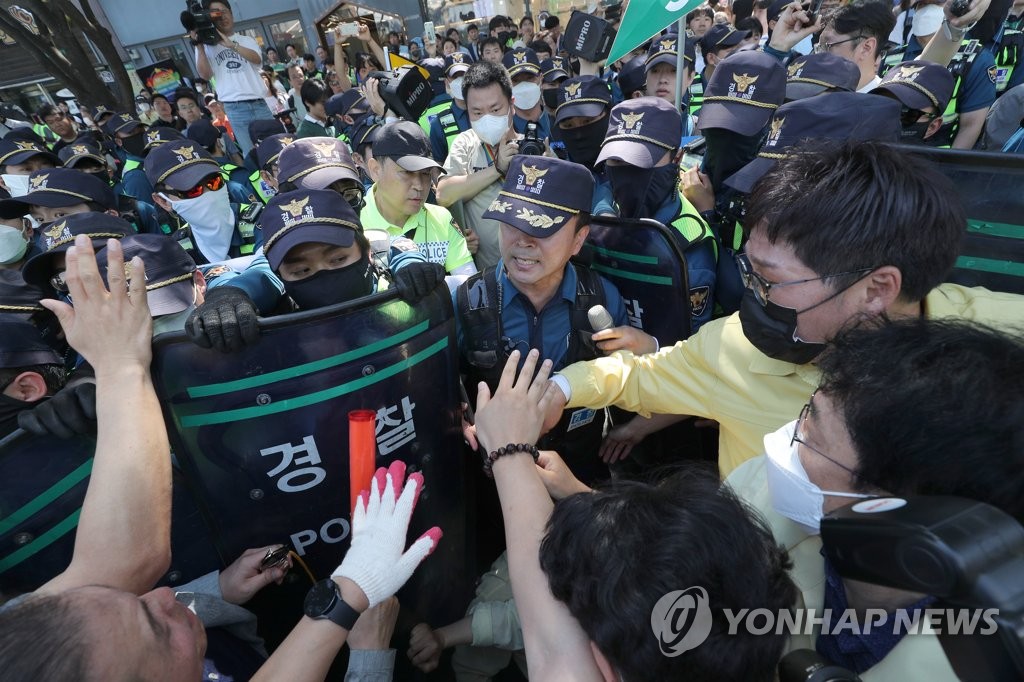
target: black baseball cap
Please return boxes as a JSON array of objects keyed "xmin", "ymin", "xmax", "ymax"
[
  {"xmin": 95, "ymin": 233, "xmax": 198, "ymax": 316},
  {"xmin": 249, "ymin": 119, "xmax": 287, "ymax": 147},
  {"xmin": 0, "ymin": 269, "xmax": 45, "ymax": 315},
  {"xmin": 348, "ymin": 117, "xmax": 381, "ymax": 154},
  {"xmin": 372, "ymin": 121, "xmax": 445, "ymax": 172},
  {"xmin": 872, "ymin": 60, "xmax": 956, "ymax": 112},
  {"xmin": 444, "ymin": 52, "xmax": 475, "ymax": 78},
  {"xmin": 58, "ymin": 142, "xmax": 107, "ymax": 169},
  {"xmin": 256, "ymin": 133, "xmax": 295, "ymax": 170},
  {"xmin": 262, "ymin": 189, "xmax": 361, "ymax": 270},
  {"xmin": 277, "ymin": 137, "xmax": 360, "ymax": 190},
  {"xmin": 143, "ymin": 126, "xmax": 186, "ymax": 153},
  {"xmin": 0, "ymin": 168, "xmax": 116, "ymax": 219},
  {"xmin": 144, "ymin": 141, "xmax": 221, "ymax": 191},
  {"xmin": 0, "ymin": 318, "xmax": 62, "ymax": 368},
  {"xmin": 0, "ymin": 138, "xmax": 59, "ymax": 168},
  {"xmin": 503, "ymin": 48, "xmax": 542, "ymax": 78},
  {"xmin": 104, "ymin": 112, "xmax": 145, "ymax": 137},
  {"xmin": 483, "ymin": 156, "xmax": 594, "ymax": 238},
  {"xmin": 555, "ymin": 76, "xmax": 612, "ymax": 124},
  {"xmin": 700, "ymin": 25, "xmax": 751, "ymax": 55},
  {"xmin": 616, "ymin": 55, "xmax": 648, "ymax": 98},
  {"xmin": 597, "ymin": 97, "xmax": 681, "ymax": 168},
  {"xmin": 184, "ymin": 118, "xmax": 223, "ymax": 151},
  {"xmin": 724, "ymin": 92, "xmax": 901, "ymax": 193},
  {"xmin": 21, "ymin": 212, "xmax": 133, "ymax": 289},
  {"xmin": 92, "ymin": 105, "xmax": 115, "ymax": 124},
  {"xmin": 696, "ymin": 50, "xmax": 786, "ymax": 136},
  {"xmin": 785, "ymin": 53, "xmax": 861, "ymax": 101}
]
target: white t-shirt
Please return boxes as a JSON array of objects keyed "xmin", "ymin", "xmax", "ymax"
[{"xmin": 198, "ymin": 34, "xmax": 266, "ymax": 102}]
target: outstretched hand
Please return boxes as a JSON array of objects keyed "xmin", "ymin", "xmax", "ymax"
[
  {"xmin": 220, "ymin": 545, "xmax": 292, "ymax": 605},
  {"xmin": 474, "ymin": 349, "xmax": 558, "ymax": 454}
]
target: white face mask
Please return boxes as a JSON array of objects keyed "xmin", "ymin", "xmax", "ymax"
[
  {"xmin": 449, "ymin": 77, "xmax": 465, "ymax": 102},
  {"xmin": 152, "ymin": 302, "xmax": 196, "ymax": 337},
  {"xmin": 763, "ymin": 420, "xmax": 872, "ymax": 535},
  {"xmin": 0, "ymin": 224, "xmax": 29, "ymax": 264},
  {"xmin": 160, "ymin": 186, "xmax": 235, "ymax": 263},
  {"xmin": 471, "ymin": 110, "xmax": 511, "ymax": 146},
  {"xmin": 512, "ymin": 81, "xmax": 542, "ymax": 110},
  {"xmin": 1, "ymin": 173, "xmax": 31, "ymax": 197}
]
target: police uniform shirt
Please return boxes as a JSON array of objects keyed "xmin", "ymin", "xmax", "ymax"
[
  {"xmin": 442, "ymin": 128, "xmax": 504, "ymax": 269},
  {"xmin": 957, "ymin": 48, "xmax": 997, "ymax": 113},
  {"xmin": 513, "ymin": 111, "xmax": 553, "ymax": 143},
  {"xmin": 428, "ymin": 101, "xmax": 470, "ymax": 163},
  {"xmin": 360, "ymin": 185, "xmax": 475, "ymax": 274},
  {"xmin": 557, "ymin": 283, "xmax": 1024, "ymax": 476}
]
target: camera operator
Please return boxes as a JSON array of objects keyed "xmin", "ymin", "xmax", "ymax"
[{"xmin": 190, "ymin": 0, "xmax": 274, "ymax": 155}]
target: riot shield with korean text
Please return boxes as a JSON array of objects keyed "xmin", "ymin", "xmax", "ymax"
[
  {"xmin": 902, "ymin": 146, "xmax": 1024, "ymax": 295},
  {"xmin": 150, "ymin": 286, "xmax": 470, "ymax": 624}
]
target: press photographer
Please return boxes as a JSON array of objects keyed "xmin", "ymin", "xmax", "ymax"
[{"xmin": 186, "ymin": 0, "xmax": 273, "ymax": 155}]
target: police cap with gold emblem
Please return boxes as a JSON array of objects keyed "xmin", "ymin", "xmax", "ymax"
[
  {"xmin": 645, "ymin": 34, "xmax": 696, "ymax": 73},
  {"xmin": 0, "ymin": 269, "xmax": 46, "ymax": 315},
  {"xmin": 0, "ymin": 137, "xmax": 59, "ymax": 168},
  {"xmin": 724, "ymin": 92, "xmax": 901, "ymax": 194},
  {"xmin": 143, "ymin": 126, "xmax": 185, "ymax": 153},
  {"xmin": 21, "ymin": 212, "xmax": 132, "ymax": 290},
  {"xmin": 785, "ymin": 53, "xmax": 860, "ymax": 101},
  {"xmin": 277, "ymin": 137, "xmax": 360, "ymax": 190},
  {"xmin": 483, "ymin": 156, "xmax": 594, "ymax": 238},
  {"xmin": 445, "ymin": 51, "xmax": 475, "ymax": 78},
  {"xmin": 144, "ymin": 140, "xmax": 221, "ymax": 191},
  {"xmin": 555, "ymin": 76, "xmax": 612, "ymax": 124},
  {"xmin": 540, "ymin": 57, "xmax": 570, "ymax": 83},
  {"xmin": 503, "ymin": 47, "xmax": 542, "ymax": 78},
  {"xmin": 696, "ymin": 50, "xmax": 786, "ymax": 136},
  {"xmin": 0, "ymin": 168, "xmax": 116, "ymax": 219},
  {"xmin": 699, "ymin": 25, "xmax": 750, "ymax": 56},
  {"xmin": 596, "ymin": 97, "xmax": 681, "ymax": 168},
  {"xmin": 57, "ymin": 141, "xmax": 107, "ymax": 169},
  {"xmin": 248, "ymin": 119, "xmax": 287, "ymax": 148},
  {"xmin": 257, "ymin": 133, "xmax": 295, "ymax": 170},
  {"xmin": 0, "ymin": 318, "xmax": 62, "ymax": 369},
  {"xmin": 262, "ymin": 189, "xmax": 361, "ymax": 270},
  {"xmin": 95, "ymin": 233, "xmax": 198, "ymax": 316},
  {"xmin": 872, "ymin": 60, "xmax": 956, "ymax": 113},
  {"xmin": 103, "ymin": 112, "xmax": 145, "ymax": 137}
]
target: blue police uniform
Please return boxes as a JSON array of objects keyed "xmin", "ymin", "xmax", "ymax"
[
  {"xmin": 513, "ymin": 111, "xmax": 553, "ymax": 142},
  {"xmin": 115, "ymin": 150, "xmax": 155, "ymax": 201},
  {"xmin": 428, "ymin": 101, "xmax": 470, "ymax": 162},
  {"xmin": 652, "ymin": 193, "xmax": 718, "ymax": 332}
]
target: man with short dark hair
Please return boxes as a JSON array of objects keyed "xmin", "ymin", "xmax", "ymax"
[
  {"xmin": 37, "ymin": 104, "xmax": 79, "ymax": 154},
  {"xmin": 296, "ymin": 79, "xmax": 333, "ymax": 138},
  {"xmin": 480, "ymin": 36, "xmax": 504, "ymax": 64}
]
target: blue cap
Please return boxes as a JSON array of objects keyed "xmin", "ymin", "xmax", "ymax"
[
  {"xmin": 143, "ymin": 126, "xmax": 186, "ymax": 152},
  {"xmin": 58, "ymin": 141, "xmax": 107, "ymax": 168},
  {"xmin": 21, "ymin": 212, "xmax": 133, "ymax": 289},
  {"xmin": 697, "ymin": 50, "xmax": 786, "ymax": 136},
  {"xmin": 483, "ymin": 156, "xmax": 594, "ymax": 238},
  {"xmin": 616, "ymin": 55, "xmax": 648, "ymax": 99},
  {"xmin": 104, "ymin": 112, "xmax": 144, "ymax": 137},
  {"xmin": 92, "ymin": 105, "xmax": 115, "ymax": 123},
  {"xmin": 0, "ymin": 269, "xmax": 45, "ymax": 315},
  {"xmin": 444, "ymin": 52, "xmax": 475, "ymax": 77},
  {"xmin": 326, "ymin": 89, "xmax": 367, "ymax": 118},
  {"xmin": 144, "ymin": 140, "xmax": 221, "ymax": 191},
  {"xmin": 541, "ymin": 57, "xmax": 570, "ymax": 83},
  {"xmin": 248, "ymin": 119, "xmax": 287, "ymax": 147},
  {"xmin": 185, "ymin": 118, "xmax": 223, "ymax": 151},
  {"xmin": 0, "ymin": 168, "xmax": 115, "ymax": 219},
  {"xmin": 597, "ymin": 97, "xmax": 681, "ymax": 168},
  {"xmin": 645, "ymin": 35, "xmax": 695, "ymax": 72},
  {"xmin": 503, "ymin": 48, "xmax": 541, "ymax": 78},
  {"xmin": 262, "ymin": 189, "xmax": 362, "ymax": 271},
  {"xmin": 277, "ymin": 137, "xmax": 360, "ymax": 190},
  {"xmin": 785, "ymin": 53, "xmax": 860, "ymax": 101},
  {"xmin": 555, "ymin": 76, "xmax": 612, "ymax": 124},
  {"xmin": 0, "ymin": 318, "xmax": 62, "ymax": 368},
  {"xmin": 873, "ymin": 60, "xmax": 956, "ymax": 112},
  {"xmin": 699, "ymin": 25, "xmax": 750, "ymax": 55},
  {"xmin": 724, "ymin": 92, "xmax": 901, "ymax": 193},
  {"xmin": 0, "ymin": 138, "xmax": 59, "ymax": 168},
  {"xmin": 95, "ymin": 233, "xmax": 197, "ymax": 316},
  {"xmin": 256, "ymin": 133, "xmax": 296, "ymax": 170},
  {"xmin": 348, "ymin": 116, "xmax": 381, "ymax": 153}
]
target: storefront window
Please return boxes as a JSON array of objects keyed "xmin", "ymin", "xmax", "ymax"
[{"xmin": 268, "ymin": 19, "xmax": 307, "ymax": 55}]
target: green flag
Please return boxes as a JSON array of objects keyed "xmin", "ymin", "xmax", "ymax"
[{"xmin": 607, "ymin": 0, "xmax": 706, "ymax": 65}]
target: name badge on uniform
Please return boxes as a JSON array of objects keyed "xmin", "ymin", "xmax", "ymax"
[{"xmin": 567, "ymin": 408, "xmax": 596, "ymax": 432}]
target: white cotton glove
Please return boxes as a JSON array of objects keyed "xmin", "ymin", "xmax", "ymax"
[{"xmin": 333, "ymin": 459, "xmax": 443, "ymax": 608}]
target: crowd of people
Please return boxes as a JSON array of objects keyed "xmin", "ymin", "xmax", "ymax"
[{"xmin": 0, "ymin": 0, "xmax": 1023, "ymax": 679}]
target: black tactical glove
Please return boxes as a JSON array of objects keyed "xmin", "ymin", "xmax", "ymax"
[
  {"xmin": 185, "ymin": 285, "xmax": 261, "ymax": 353},
  {"xmin": 393, "ymin": 262, "xmax": 446, "ymax": 304},
  {"xmin": 18, "ymin": 381, "xmax": 97, "ymax": 439}
]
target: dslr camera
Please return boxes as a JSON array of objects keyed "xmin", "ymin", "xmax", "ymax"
[
  {"xmin": 180, "ymin": 0, "xmax": 221, "ymax": 46},
  {"xmin": 519, "ymin": 121, "xmax": 545, "ymax": 156}
]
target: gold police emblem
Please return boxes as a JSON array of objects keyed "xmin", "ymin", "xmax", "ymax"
[
  {"xmin": 659, "ymin": 39, "xmax": 675, "ymax": 51},
  {"xmin": 733, "ymin": 73, "xmax": 759, "ymax": 93},
  {"xmin": 147, "ymin": 130, "xmax": 161, "ymax": 143},
  {"xmin": 488, "ymin": 199, "xmax": 513, "ymax": 214},
  {"xmin": 621, "ymin": 111, "xmax": 644, "ymax": 129},
  {"xmin": 522, "ymin": 165, "xmax": 548, "ymax": 185},
  {"xmin": 515, "ymin": 208, "xmax": 564, "ymax": 229},
  {"xmin": 787, "ymin": 61, "xmax": 802, "ymax": 77},
  {"xmin": 565, "ymin": 81, "xmax": 583, "ymax": 97},
  {"xmin": 281, "ymin": 136, "xmax": 294, "ymax": 146},
  {"xmin": 15, "ymin": 141, "xmax": 38, "ymax": 151},
  {"xmin": 514, "ymin": 51, "xmax": 527, "ymax": 64},
  {"xmin": 312, "ymin": 141, "xmax": 338, "ymax": 157},
  {"xmin": 895, "ymin": 65, "xmax": 924, "ymax": 81},
  {"xmin": 767, "ymin": 117, "xmax": 785, "ymax": 143},
  {"xmin": 120, "ymin": 113, "xmax": 133, "ymax": 122},
  {"xmin": 29, "ymin": 173, "xmax": 48, "ymax": 190},
  {"xmin": 44, "ymin": 220, "xmax": 67, "ymax": 240},
  {"xmin": 451, "ymin": 53, "xmax": 464, "ymax": 63},
  {"xmin": 281, "ymin": 196, "xmax": 310, "ymax": 218},
  {"xmin": 72, "ymin": 144, "xmax": 90, "ymax": 155},
  {"xmin": 176, "ymin": 145, "xmax": 197, "ymax": 161}
]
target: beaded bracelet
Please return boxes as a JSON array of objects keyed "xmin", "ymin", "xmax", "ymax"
[{"xmin": 484, "ymin": 443, "xmax": 539, "ymax": 477}]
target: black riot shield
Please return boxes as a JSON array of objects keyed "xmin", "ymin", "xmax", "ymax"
[
  {"xmin": 150, "ymin": 285, "xmax": 470, "ymax": 624},
  {"xmin": 900, "ymin": 145, "xmax": 1024, "ymax": 295},
  {"xmin": 580, "ymin": 216, "xmax": 693, "ymax": 344}
]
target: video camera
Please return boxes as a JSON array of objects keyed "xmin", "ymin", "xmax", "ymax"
[
  {"xmin": 366, "ymin": 66, "xmax": 433, "ymax": 122},
  {"xmin": 780, "ymin": 496, "xmax": 1024, "ymax": 682},
  {"xmin": 180, "ymin": 0, "xmax": 221, "ymax": 47},
  {"xmin": 564, "ymin": 10, "xmax": 617, "ymax": 63}
]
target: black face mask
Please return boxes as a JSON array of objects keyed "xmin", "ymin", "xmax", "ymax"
[
  {"xmin": 541, "ymin": 88, "xmax": 559, "ymax": 112},
  {"xmin": 284, "ymin": 253, "xmax": 374, "ymax": 309},
  {"xmin": 606, "ymin": 163, "xmax": 679, "ymax": 219},
  {"xmin": 0, "ymin": 393, "xmax": 30, "ymax": 439},
  {"xmin": 900, "ymin": 122, "xmax": 931, "ymax": 142},
  {"xmin": 702, "ymin": 127, "xmax": 766, "ymax": 192},
  {"xmin": 121, "ymin": 133, "xmax": 147, "ymax": 158},
  {"xmin": 561, "ymin": 118, "xmax": 607, "ymax": 169},
  {"xmin": 738, "ymin": 289, "xmax": 828, "ymax": 364}
]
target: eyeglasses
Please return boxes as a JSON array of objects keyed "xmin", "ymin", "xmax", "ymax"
[
  {"xmin": 736, "ymin": 253, "xmax": 873, "ymax": 307},
  {"xmin": 814, "ymin": 34, "xmax": 866, "ymax": 53},
  {"xmin": 791, "ymin": 396, "xmax": 857, "ymax": 475},
  {"xmin": 178, "ymin": 174, "xmax": 224, "ymax": 199},
  {"xmin": 899, "ymin": 106, "xmax": 938, "ymax": 127}
]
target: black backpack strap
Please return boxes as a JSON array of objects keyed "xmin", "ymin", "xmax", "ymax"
[
  {"xmin": 568, "ymin": 262, "xmax": 607, "ymax": 364},
  {"xmin": 456, "ymin": 267, "xmax": 506, "ymax": 377}
]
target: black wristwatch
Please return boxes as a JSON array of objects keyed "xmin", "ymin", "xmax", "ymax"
[{"xmin": 303, "ymin": 578, "xmax": 361, "ymax": 630}]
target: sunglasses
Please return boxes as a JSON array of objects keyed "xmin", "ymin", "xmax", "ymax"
[
  {"xmin": 177, "ymin": 174, "xmax": 224, "ymax": 199},
  {"xmin": 899, "ymin": 106, "xmax": 938, "ymax": 127}
]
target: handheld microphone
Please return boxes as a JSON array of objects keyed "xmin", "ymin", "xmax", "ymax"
[{"xmin": 588, "ymin": 304, "xmax": 615, "ymax": 332}]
